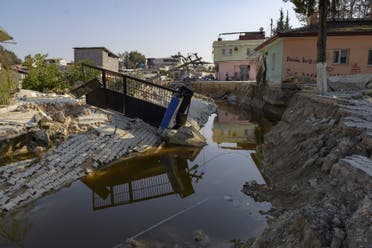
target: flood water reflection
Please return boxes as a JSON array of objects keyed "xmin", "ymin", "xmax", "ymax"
[
  {"xmin": 0, "ymin": 102, "xmax": 272, "ymax": 248},
  {"xmin": 83, "ymin": 148, "xmax": 202, "ymax": 211}
]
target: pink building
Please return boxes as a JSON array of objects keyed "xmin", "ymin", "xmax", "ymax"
[
  {"xmin": 255, "ymin": 19, "xmax": 372, "ymax": 84},
  {"xmin": 213, "ymin": 30, "xmax": 265, "ymax": 81}
]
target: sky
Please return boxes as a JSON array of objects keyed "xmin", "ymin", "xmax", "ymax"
[{"xmin": 0, "ymin": 0, "xmax": 302, "ymax": 62}]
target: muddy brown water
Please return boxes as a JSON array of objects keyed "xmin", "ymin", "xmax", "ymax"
[{"xmin": 0, "ymin": 102, "xmax": 273, "ymax": 248}]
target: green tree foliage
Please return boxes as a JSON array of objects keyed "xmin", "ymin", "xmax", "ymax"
[
  {"xmin": 0, "ymin": 69, "xmax": 17, "ymax": 105},
  {"xmin": 285, "ymin": 10, "xmax": 291, "ymax": 30},
  {"xmin": 331, "ymin": 0, "xmax": 371, "ymax": 18},
  {"xmin": 0, "ymin": 45, "xmax": 21, "ymax": 67},
  {"xmin": 275, "ymin": 9, "xmax": 292, "ymax": 34},
  {"xmin": 285, "ymin": 0, "xmax": 371, "ymax": 21},
  {"xmin": 22, "ymin": 54, "xmax": 63, "ymax": 92},
  {"xmin": 23, "ymin": 54, "xmax": 99, "ymax": 93},
  {"xmin": 119, "ymin": 51, "xmax": 146, "ymax": 69},
  {"xmin": 0, "ymin": 28, "xmax": 12, "ymax": 42},
  {"xmin": 277, "ymin": 9, "xmax": 285, "ymax": 32},
  {"xmin": 61, "ymin": 60, "xmax": 100, "ymax": 87}
]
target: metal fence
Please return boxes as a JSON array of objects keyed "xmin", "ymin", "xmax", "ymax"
[
  {"xmin": 81, "ymin": 64, "xmax": 179, "ymax": 126},
  {"xmin": 92, "ymin": 173, "xmax": 174, "ymax": 210}
]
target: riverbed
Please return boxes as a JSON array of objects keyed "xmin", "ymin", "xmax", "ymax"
[{"xmin": 0, "ymin": 103, "xmax": 272, "ymax": 248}]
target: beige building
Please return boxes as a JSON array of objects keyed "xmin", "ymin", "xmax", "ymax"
[
  {"xmin": 213, "ymin": 30, "xmax": 265, "ymax": 81},
  {"xmin": 74, "ymin": 47, "xmax": 119, "ymax": 71}
]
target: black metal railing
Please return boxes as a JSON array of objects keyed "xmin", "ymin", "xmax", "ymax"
[
  {"xmin": 92, "ymin": 173, "xmax": 174, "ymax": 210},
  {"xmin": 81, "ymin": 63, "xmax": 191, "ymax": 127},
  {"xmin": 82, "ymin": 63, "xmax": 177, "ymax": 107}
]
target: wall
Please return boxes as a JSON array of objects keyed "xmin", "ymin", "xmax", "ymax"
[
  {"xmin": 74, "ymin": 49, "xmax": 103, "ymax": 67},
  {"xmin": 265, "ymin": 39, "xmax": 283, "ymax": 84},
  {"xmin": 213, "ymin": 39, "xmax": 264, "ymax": 62},
  {"xmin": 217, "ymin": 60, "xmax": 257, "ymax": 80},
  {"xmin": 102, "ymin": 51, "xmax": 119, "ymax": 71},
  {"xmin": 282, "ymin": 35, "xmax": 372, "ymax": 82},
  {"xmin": 188, "ymin": 81, "xmax": 256, "ymax": 98}
]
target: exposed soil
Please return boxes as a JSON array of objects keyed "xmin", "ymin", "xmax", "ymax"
[{"xmin": 243, "ymin": 93, "xmax": 372, "ymax": 248}]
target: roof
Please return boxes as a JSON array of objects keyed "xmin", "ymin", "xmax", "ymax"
[
  {"xmin": 255, "ymin": 18, "xmax": 372, "ymax": 51},
  {"xmin": 218, "ymin": 31, "xmax": 265, "ymax": 41},
  {"xmin": 73, "ymin": 47, "xmax": 119, "ymax": 58}
]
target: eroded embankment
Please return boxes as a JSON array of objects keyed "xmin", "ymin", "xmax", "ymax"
[{"xmin": 244, "ymin": 93, "xmax": 372, "ymax": 248}]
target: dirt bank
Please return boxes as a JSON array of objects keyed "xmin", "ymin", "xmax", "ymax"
[
  {"xmin": 185, "ymin": 81, "xmax": 298, "ymax": 121},
  {"xmin": 243, "ymin": 93, "xmax": 372, "ymax": 247}
]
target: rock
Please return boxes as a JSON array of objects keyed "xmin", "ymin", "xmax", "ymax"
[
  {"xmin": 308, "ymin": 178, "xmax": 317, "ymax": 188},
  {"xmin": 31, "ymin": 129, "xmax": 49, "ymax": 147},
  {"xmin": 222, "ymin": 93, "xmax": 237, "ymax": 104},
  {"xmin": 52, "ymin": 111, "xmax": 65, "ymax": 123},
  {"xmin": 188, "ymin": 98, "xmax": 217, "ymax": 127},
  {"xmin": 330, "ymin": 228, "xmax": 345, "ymax": 248},
  {"xmin": 161, "ymin": 125, "xmax": 206, "ymax": 147},
  {"xmin": 32, "ymin": 112, "xmax": 46, "ymax": 123},
  {"xmin": 193, "ymin": 230, "xmax": 209, "ymax": 246},
  {"xmin": 39, "ymin": 115, "xmax": 53, "ymax": 125},
  {"xmin": 290, "ymin": 184, "xmax": 299, "ymax": 193},
  {"xmin": 328, "ymin": 74, "xmax": 372, "ymax": 91},
  {"xmin": 32, "ymin": 146, "xmax": 45, "ymax": 153},
  {"xmin": 224, "ymin": 195, "xmax": 233, "ymax": 201}
]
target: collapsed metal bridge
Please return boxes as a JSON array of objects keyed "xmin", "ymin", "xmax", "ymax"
[{"xmin": 72, "ymin": 64, "xmax": 193, "ymax": 127}]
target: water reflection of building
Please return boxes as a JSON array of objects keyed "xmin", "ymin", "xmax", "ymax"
[
  {"xmin": 212, "ymin": 104, "xmax": 258, "ymax": 148},
  {"xmin": 81, "ymin": 148, "xmax": 202, "ymax": 211}
]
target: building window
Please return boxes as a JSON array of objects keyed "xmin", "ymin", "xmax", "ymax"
[
  {"xmin": 246, "ymin": 48, "xmax": 251, "ymax": 55},
  {"xmin": 222, "ymin": 48, "xmax": 232, "ymax": 56},
  {"xmin": 333, "ymin": 49, "xmax": 349, "ymax": 64},
  {"xmin": 368, "ymin": 50, "xmax": 372, "ymax": 65},
  {"xmin": 234, "ymin": 47, "xmax": 238, "ymax": 51}
]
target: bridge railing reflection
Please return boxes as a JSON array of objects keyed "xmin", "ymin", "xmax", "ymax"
[{"xmin": 82, "ymin": 147, "xmax": 203, "ymax": 211}]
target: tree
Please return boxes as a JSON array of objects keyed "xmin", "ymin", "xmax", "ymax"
[
  {"xmin": 285, "ymin": 10, "xmax": 291, "ymax": 30},
  {"xmin": 274, "ymin": 9, "xmax": 292, "ymax": 34},
  {"xmin": 276, "ymin": 9, "xmax": 286, "ymax": 33},
  {"xmin": 331, "ymin": 0, "xmax": 371, "ymax": 18},
  {"xmin": 119, "ymin": 51, "xmax": 146, "ymax": 69},
  {"xmin": 284, "ymin": 0, "xmax": 328, "ymax": 95},
  {"xmin": 285, "ymin": 0, "xmax": 371, "ymax": 21},
  {"xmin": 286, "ymin": 0, "xmax": 317, "ymax": 22},
  {"xmin": 0, "ymin": 28, "xmax": 13, "ymax": 43},
  {"xmin": 22, "ymin": 53, "xmax": 63, "ymax": 92},
  {"xmin": 61, "ymin": 60, "xmax": 99, "ymax": 87},
  {"xmin": 0, "ymin": 69, "xmax": 17, "ymax": 105},
  {"xmin": 317, "ymin": 0, "xmax": 328, "ymax": 95},
  {"xmin": 0, "ymin": 45, "xmax": 21, "ymax": 67}
]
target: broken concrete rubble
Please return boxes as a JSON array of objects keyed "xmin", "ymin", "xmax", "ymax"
[
  {"xmin": 160, "ymin": 96, "xmax": 215, "ymax": 147},
  {"xmin": 328, "ymin": 73, "xmax": 372, "ymax": 91},
  {"xmin": 187, "ymin": 96, "xmax": 217, "ymax": 127},
  {"xmin": 161, "ymin": 121, "xmax": 207, "ymax": 147},
  {"xmin": 0, "ymin": 113, "xmax": 160, "ymax": 213},
  {"xmin": 0, "ymin": 90, "xmax": 215, "ymax": 214}
]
